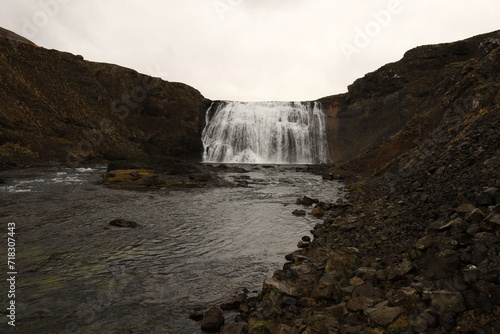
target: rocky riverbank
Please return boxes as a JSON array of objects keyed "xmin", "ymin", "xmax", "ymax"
[{"xmin": 190, "ymin": 33, "xmax": 500, "ymax": 334}]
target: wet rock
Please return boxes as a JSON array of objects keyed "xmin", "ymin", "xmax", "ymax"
[
  {"xmin": 221, "ymin": 293, "xmax": 247, "ymax": 310},
  {"xmin": 220, "ymin": 322, "xmax": 248, "ymax": 334},
  {"xmin": 301, "ymin": 236, "xmax": 311, "ymax": 242},
  {"xmin": 297, "ymin": 241, "xmax": 310, "ymax": 249},
  {"xmin": 200, "ymin": 307, "xmax": 225, "ymax": 332},
  {"xmin": 322, "ymin": 173, "xmax": 335, "ymax": 180},
  {"xmin": 189, "ymin": 307, "xmax": 205, "ymax": 321},
  {"xmin": 292, "ymin": 209, "xmax": 306, "ymax": 216},
  {"xmin": 109, "ymin": 219, "xmax": 138, "ymax": 228},
  {"xmin": 311, "ymin": 206, "xmax": 325, "ymax": 218},
  {"xmin": 430, "ymin": 290, "xmax": 466, "ymax": 313},
  {"xmin": 299, "ymin": 196, "xmax": 319, "ymax": 206},
  {"xmin": 317, "ymin": 202, "xmax": 332, "ymax": 210},
  {"xmin": 365, "ymin": 301, "xmax": 404, "ymax": 327}
]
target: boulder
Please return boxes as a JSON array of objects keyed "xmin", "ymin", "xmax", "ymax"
[
  {"xmin": 189, "ymin": 307, "xmax": 205, "ymax": 321},
  {"xmin": 347, "ymin": 295, "xmax": 377, "ymax": 311},
  {"xmin": 220, "ymin": 322, "xmax": 248, "ymax": 334},
  {"xmin": 389, "ymin": 287, "xmax": 421, "ymax": 310},
  {"xmin": 365, "ymin": 301, "xmax": 404, "ymax": 327},
  {"xmin": 475, "ymin": 187, "xmax": 499, "ymax": 206},
  {"xmin": 484, "ymin": 213, "xmax": 500, "ymax": 226},
  {"xmin": 109, "ymin": 219, "xmax": 138, "ymax": 228},
  {"xmin": 300, "ymin": 196, "xmax": 319, "ymax": 206},
  {"xmin": 221, "ymin": 293, "xmax": 247, "ymax": 310},
  {"xmin": 355, "ymin": 267, "xmax": 377, "ymax": 281},
  {"xmin": 317, "ymin": 202, "xmax": 332, "ymax": 210},
  {"xmin": 311, "ymin": 206, "xmax": 325, "ymax": 218},
  {"xmin": 263, "ymin": 277, "xmax": 300, "ymax": 297},
  {"xmin": 322, "ymin": 173, "xmax": 335, "ymax": 180},
  {"xmin": 200, "ymin": 307, "xmax": 225, "ymax": 332},
  {"xmin": 465, "ymin": 208, "xmax": 486, "ymax": 222},
  {"xmin": 297, "ymin": 241, "xmax": 310, "ymax": 248},
  {"xmin": 434, "ymin": 250, "xmax": 461, "ymax": 272},
  {"xmin": 411, "ymin": 309, "xmax": 438, "ymax": 332},
  {"xmin": 454, "ymin": 203, "xmax": 476, "ymax": 216},
  {"xmin": 414, "ymin": 234, "xmax": 435, "ymax": 250},
  {"xmin": 430, "ymin": 290, "xmax": 466, "ymax": 313},
  {"xmin": 386, "ymin": 261, "xmax": 413, "ymax": 280},
  {"xmin": 292, "ymin": 209, "xmax": 306, "ymax": 216}
]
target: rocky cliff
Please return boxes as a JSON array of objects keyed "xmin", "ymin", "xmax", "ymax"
[
  {"xmin": 319, "ymin": 30, "xmax": 500, "ymax": 167},
  {"xmin": 0, "ymin": 33, "xmax": 210, "ymax": 169}
]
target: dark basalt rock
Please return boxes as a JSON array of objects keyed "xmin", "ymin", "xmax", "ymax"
[
  {"xmin": 0, "ymin": 32, "xmax": 210, "ymax": 169},
  {"xmin": 200, "ymin": 307, "xmax": 225, "ymax": 332},
  {"xmin": 109, "ymin": 219, "xmax": 138, "ymax": 228}
]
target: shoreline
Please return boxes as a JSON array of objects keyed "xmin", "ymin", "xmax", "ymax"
[{"xmin": 207, "ymin": 168, "xmax": 499, "ymax": 333}]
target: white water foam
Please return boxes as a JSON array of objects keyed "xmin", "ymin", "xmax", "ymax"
[{"xmin": 202, "ymin": 101, "xmax": 330, "ymax": 164}]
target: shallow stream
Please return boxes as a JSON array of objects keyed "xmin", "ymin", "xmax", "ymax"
[{"xmin": 0, "ymin": 165, "xmax": 343, "ymax": 333}]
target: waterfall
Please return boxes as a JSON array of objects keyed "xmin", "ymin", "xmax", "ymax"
[{"xmin": 201, "ymin": 101, "xmax": 330, "ymax": 164}]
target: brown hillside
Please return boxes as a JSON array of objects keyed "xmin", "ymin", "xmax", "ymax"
[
  {"xmin": 0, "ymin": 34, "xmax": 210, "ymax": 169},
  {"xmin": 319, "ymin": 30, "xmax": 500, "ymax": 171}
]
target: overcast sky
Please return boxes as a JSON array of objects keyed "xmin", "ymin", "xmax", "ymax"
[{"xmin": 1, "ymin": 0, "xmax": 499, "ymax": 101}]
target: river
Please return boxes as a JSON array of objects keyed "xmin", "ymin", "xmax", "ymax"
[{"xmin": 0, "ymin": 165, "xmax": 343, "ymax": 333}]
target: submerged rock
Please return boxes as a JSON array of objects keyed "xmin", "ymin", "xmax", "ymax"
[{"xmin": 109, "ymin": 219, "xmax": 138, "ymax": 228}]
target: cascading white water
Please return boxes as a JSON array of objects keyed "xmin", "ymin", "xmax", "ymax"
[{"xmin": 202, "ymin": 101, "xmax": 330, "ymax": 164}]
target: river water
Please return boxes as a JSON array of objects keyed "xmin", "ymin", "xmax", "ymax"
[{"xmin": 0, "ymin": 165, "xmax": 343, "ymax": 333}]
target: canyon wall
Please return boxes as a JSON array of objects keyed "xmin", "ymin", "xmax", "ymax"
[
  {"xmin": 1, "ymin": 28, "xmax": 498, "ymax": 170},
  {"xmin": 318, "ymin": 30, "xmax": 500, "ymax": 170},
  {"xmin": 0, "ymin": 32, "xmax": 210, "ymax": 168}
]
